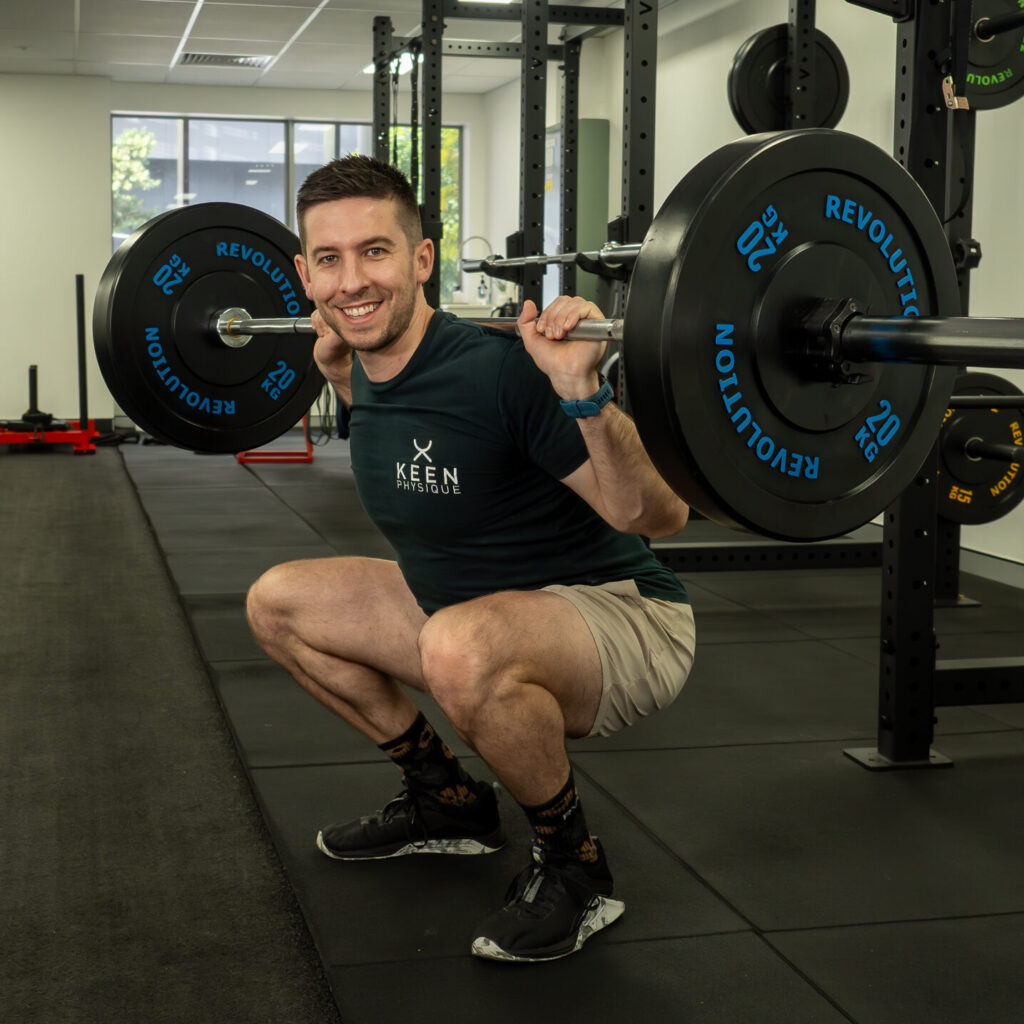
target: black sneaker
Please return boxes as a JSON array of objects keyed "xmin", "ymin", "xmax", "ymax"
[
  {"xmin": 470, "ymin": 840, "xmax": 625, "ymax": 962},
  {"xmin": 316, "ymin": 780, "xmax": 505, "ymax": 860}
]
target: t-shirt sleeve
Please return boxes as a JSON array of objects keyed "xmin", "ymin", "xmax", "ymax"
[{"xmin": 495, "ymin": 340, "xmax": 590, "ymax": 480}]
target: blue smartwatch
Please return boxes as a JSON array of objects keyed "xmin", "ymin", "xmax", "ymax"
[{"xmin": 559, "ymin": 375, "xmax": 615, "ymax": 418}]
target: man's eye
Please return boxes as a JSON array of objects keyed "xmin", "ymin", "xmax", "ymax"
[
  {"xmin": 319, "ymin": 254, "xmax": 336, "ymax": 265},
  {"xmin": 366, "ymin": 247, "xmax": 385, "ymax": 257}
]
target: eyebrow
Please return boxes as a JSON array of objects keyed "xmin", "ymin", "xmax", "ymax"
[{"xmin": 310, "ymin": 236, "xmax": 396, "ymax": 260}]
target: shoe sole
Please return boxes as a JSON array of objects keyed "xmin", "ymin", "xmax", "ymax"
[
  {"xmin": 317, "ymin": 831, "xmax": 505, "ymax": 861},
  {"xmin": 470, "ymin": 895, "xmax": 626, "ymax": 963}
]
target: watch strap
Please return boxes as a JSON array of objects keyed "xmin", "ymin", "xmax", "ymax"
[{"xmin": 559, "ymin": 375, "xmax": 615, "ymax": 418}]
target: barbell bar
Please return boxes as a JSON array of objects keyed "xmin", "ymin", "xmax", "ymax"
[
  {"xmin": 213, "ymin": 310, "xmax": 625, "ymax": 348},
  {"xmin": 947, "ymin": 396, "xmax": 1024, "ymax": 408},
  {"xmin": 460, "ymin": 241, "xmax": 641, "ymax": 278},
  {"xmin": 91, "ymin": 128, "xmax": 1024, "ymax": 540},
  {"xmin": 211, "ymin": 302, "xmax": 1024, "ymax": 375}
]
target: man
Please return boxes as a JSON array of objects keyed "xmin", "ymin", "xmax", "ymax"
[{"xmin": 246, "ymin": 155, "xmax": 696, "ymax": 963}]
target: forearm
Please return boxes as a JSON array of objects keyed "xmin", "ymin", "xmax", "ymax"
[{"xmin": 575, "ymin": 401, "xmax": 689, "ymax": 537}]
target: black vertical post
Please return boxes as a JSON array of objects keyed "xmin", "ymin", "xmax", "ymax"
[
  {"xmin": 934, "ymin": 517, "xmax": 965, "ymax": 604},
  {"xmin": 618, "ymin": 0, "xmax": 657, "ymax": 245},
  {"xmin": 895, "ymin": 0, "xmax": 977, "ymax": 613},
  {"xmin": 945, "ymin": 111, "xmax": 978, "ymax": 313},
  {"xmin": 787, "ymin": 0, "xmax": 816, "ymax": 126},
  {"xmin": 519, "ymin": 0, "xmax": 548, "ymax": 310},
  {"xmin": 602, "ymin": 0, "xmax": 657, "ymax": 319},
  {"xmin": 559, "ymin": 38, "xmax": 582, "ymax": 299},
  {"xmin": 892, "ymin": 2, "xmax": 953, "ymax": 217},
  {"xmin": 421, "ymin": 0, "xmax": 443, "ymax": 307},
  {"xmin": 848, "ymin": 460, "xmax": 949, "ymax": 767},
  {"xmin": 76, "ymin": 274, "xmax": 88, "ymax": 428},
  {"xmin": 28, "ymin": 365, "xmax": 39, "ymax": 415},
  {"xmin": 373, "ymin": 17, "xmax": 393, "ymax": 163},
  {"xmin": 849, "ymin": 0, "xmax": 958, "ymax": 768}
]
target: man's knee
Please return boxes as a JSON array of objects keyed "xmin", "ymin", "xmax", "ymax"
[
  {"xmin": 418, "ymin": 601, "xmax": 515, "ymax": 725},
  {"xmin": 246, "ymin": 562, "xmax": 300, "ymax": 644}
]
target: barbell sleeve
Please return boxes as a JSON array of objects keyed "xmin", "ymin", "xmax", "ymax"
[{"xmin": 838, "ymin": 315, "xmax": 1024, "ymax": 370}]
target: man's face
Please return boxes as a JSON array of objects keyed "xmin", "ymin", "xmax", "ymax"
[{"xmin": 295, "ymin": 196, "xmax": 432, "ymax": 354}]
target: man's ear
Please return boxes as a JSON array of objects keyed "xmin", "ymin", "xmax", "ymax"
[
  {"xmin": 294, "ymin": 252, "xmax": 313, "ymax": 300},
  {"xmin": 415, "ymin": 238, "xmax": 434, "ymax": 284}
]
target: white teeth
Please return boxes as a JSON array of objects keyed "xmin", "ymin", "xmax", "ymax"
[{"xmin": 344, "ymin": 302, "xmax": 379, "ymax": 317}]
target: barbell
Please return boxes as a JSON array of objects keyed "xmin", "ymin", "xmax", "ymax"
[{"xmin": 92, "ymin": 127, "xmax": 1024, "ymax": 542}]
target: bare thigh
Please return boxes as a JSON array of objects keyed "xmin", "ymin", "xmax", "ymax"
[
  {"xmin": 249, "ymin": 556, "xmax": 429, "ymax": 689},
  {"xmin": 422, "ymin": 588, "xmax": 604, "ymax": 737}
]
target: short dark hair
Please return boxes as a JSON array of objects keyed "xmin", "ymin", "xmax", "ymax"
[{"xmin": 296, "ymin": 155, "xmax": 422, "ymax": 249}]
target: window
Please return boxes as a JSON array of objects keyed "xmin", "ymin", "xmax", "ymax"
[
  {"xmin": 388, "ymin": 125, "xmax": 463, "ymax": 304},
  {"xmin": 111, "ymin": 116, "xmax": 180, "ymax": 247},
  {"xmin": 110, "ymin": 116, "xmax": 462, "ymax": 302},
  {"xmin": 188, "ymin": 119, "xmax": 286, "ymax": 220}
]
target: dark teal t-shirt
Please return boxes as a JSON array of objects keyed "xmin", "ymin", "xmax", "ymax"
[{"xmin": 349, "ymin": 310, "xmax": 688, "ymax": 615}]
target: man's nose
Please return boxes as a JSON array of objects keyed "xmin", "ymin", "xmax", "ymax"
[{"xmin": 336, "ymin": 257, "xmax": 368, "ymax": 295}]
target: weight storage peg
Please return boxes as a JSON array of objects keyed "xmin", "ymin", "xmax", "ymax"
[{"xmin": 938, "ymin": 373, "xmax": 1024, "ymax": 525}]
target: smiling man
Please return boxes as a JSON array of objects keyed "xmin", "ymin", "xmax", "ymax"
[{"xmin": 246, "ymin": 155, "xmax": 697, "ymax": 963}]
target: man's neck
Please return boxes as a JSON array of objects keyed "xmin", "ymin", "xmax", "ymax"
[{"xmin": 358, "ymin": 298, "xmax": 436, "ymax": 382}]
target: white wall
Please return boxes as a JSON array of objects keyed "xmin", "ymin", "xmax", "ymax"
[
  {"xmin": 0, "ymin": 74, "xmax": 488, "ymax": 426},
  {"xmin": 0, "ymin": 76, "xmax": 114, "ymax": 425}
]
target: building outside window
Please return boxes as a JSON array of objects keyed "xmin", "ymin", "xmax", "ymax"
[{"xmin": 110, "ymin": 116, "xmax": 462, "ymax": 303}]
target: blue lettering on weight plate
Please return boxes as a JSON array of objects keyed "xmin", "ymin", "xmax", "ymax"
[
  {"xmin": 146, "ymin": 330, "xmax": 235, "ymax": 416},
  {"xmin": 715, "ymin": 323, "xmax": 820, "ymax": 479},
  {"xmin": 823, "ymin": 195, "xmax": 921, "ymax": 317},
  {"xmin": 216, "ymin": 241, "xmax": 303, "ymax": 315}
]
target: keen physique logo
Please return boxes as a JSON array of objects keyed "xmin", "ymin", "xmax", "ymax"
[{"xmin": 396, "ymin": 438, "xmax": 461, "ymax": 495}]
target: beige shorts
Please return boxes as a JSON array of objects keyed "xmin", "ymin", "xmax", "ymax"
[{"xmin": 543, "ymin": 579, "xmax": 696, "ymax": 738}]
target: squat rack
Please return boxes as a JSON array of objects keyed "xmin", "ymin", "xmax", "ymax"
[
  {"xmin": 845, "ymin": 0, "xmax": 1024, "ymax": 768},
  {"xmin": 370, "ymin": 1, "xmax": 656, "ymax": 312}
]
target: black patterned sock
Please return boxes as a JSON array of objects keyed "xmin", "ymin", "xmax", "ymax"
[
  {"xmin": 521, "ymin": 769, "xmax": 598, "ymax": 864},
  {"xmin": 378, "ymin": 711, "xmax": 479, "ymax": 809}
]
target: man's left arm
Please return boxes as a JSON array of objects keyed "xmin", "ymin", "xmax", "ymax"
[{"xmin": 518, "ymin": 296, "xmax": 689, "ymax": 538}]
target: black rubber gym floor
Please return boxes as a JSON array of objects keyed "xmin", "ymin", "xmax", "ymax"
[{"xmin": 10, "ymin": 437, "xmax": 1022, "ymax": 1022}]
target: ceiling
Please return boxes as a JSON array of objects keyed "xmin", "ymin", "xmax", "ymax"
[{"xmin": 0, "ymin": 0, "xmax": 626, "ymax": 94}]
